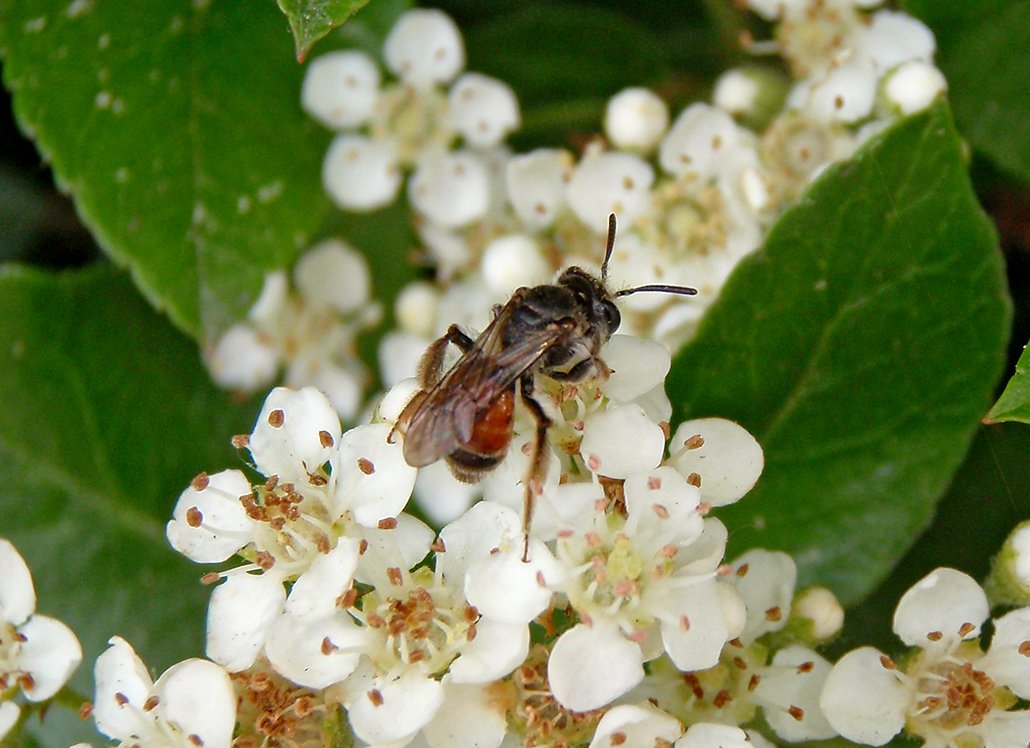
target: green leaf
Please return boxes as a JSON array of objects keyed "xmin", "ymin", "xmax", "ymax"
[
  {"xmin": 277, "ymin": 0, "xmax": 369, "ymax": 62},
  {"xmin": 986, "ymin": 342, "xmax": 1030, "ymax": 423},
  {"xmin": 0, "ymin": 0, "xmax": 333, "ymax": 338},
  {"xmin": 667, "ymin": 102, "xmax": 1011, "ymax": 605},
  {"xmin": 901, "ymin": 0, "xmax": 1030, "ymax": 182},
  {"xmin": 0, "ymin": 264, "xmax": 260, "ymax": 744},
  {"xmin": 836, "ymin": 423, "xmax": 1030, "ymax": 655}
]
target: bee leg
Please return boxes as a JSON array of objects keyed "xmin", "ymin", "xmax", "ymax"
[
  {"xmin": 519, "ymin": 373, "xmax": 552, "ymax": 562},
  {"xmin": 417, "ymin": 324, "xmax": 475, "ymax": 389},
  {"xmin": 388, "ymin": 326, "xmax": 474, "ymax": 445}
]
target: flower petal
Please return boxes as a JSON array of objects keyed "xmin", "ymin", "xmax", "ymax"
[
  {"xmin": 153, "ymin": 659, "xmax": 235, "ymax": 748},
  {"xmin": 249, "ymin": 387, "xmax": 341, "ymax": 484},
  {"xmin": 819, "ymin": 647, "xmax": 908, "ymax": 746},
  {"xmin": 423, "ymin": 678, "xmax": 509, "ymax": 748},
  {"xmin": 285, "ymin": 537, "xmax": 360, "ymax": 620},
  {"xmin": 17, "ymin": 614, "xmax": 82, "ymax": 701},
  {"xmin": 729, "ymin": 548, "xmax": 797, "ymax": 644},
  {"xmin": 580, "ymin": 404, "xmax": 665, "ymax": 479},
  {"xmin": 0, "ymin": 538, "xmax": 35, "ymax": 625},
  {"xmin": 669, "ymin": 418, "xmax": 763, "ymax": 506},
  {"xmin": 589, "ymin": 702, "xmax": 682, "ymax": 748},
  {"xmin": 979, "ymin": 607, "xmax": 1030, "ymax": 698},
  {"xmin": 206, "ymin": 572, "xmax": 285, "ymax": 672},
  {"xmin": 892, "ymin": 568, "xmax": 988, "ymax": 647},
  {"xmin": 754, "ymin": 645, "xmax": 836, "ymax": 741},
  {"xmin": 548, "ymin": 622, "xmax": 644, "ymax": 712},
  {"xmin": 166, "ymin": 469, "xmax": 255, "ymax": 563},
  {"xmin": 675, "ymin": 723, "xmax": 750, "ymax": 748},
  {"xmin": 600, "ymin": 335, "xmax": 672, "ymax": 403},
  {"xmin": 93, "ymin": 637, "xmax": 153, "ymax": 741},
  {"xmin": 0, "ymin": 703, "xmax": 19, "ymax": 741},
  {"xmin": 265, "ymin": 613, "xmax": 364, "ymax": 689},
  {"xmin": 658, "ymin": 579, "xmax": 735, "ymax": 672},
  {"xmin": 348, "ymin": 671, "xmax": 445, "ymax": 745},
  {"xmin": 449, "ymin": 618, "xmax": 529, "ymax": 683},
  {"xmin": 335, "ymin": 423, "xmax": 417, "ymax": 526}
]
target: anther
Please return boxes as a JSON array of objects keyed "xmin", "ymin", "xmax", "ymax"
[
  {"xmin": 788, "ymin": 706, "xmax": 804, "ymax": 721},
  {"xmin": 186, "ymin": 506, "xmax": 203, "ymax": 527},
  {"xmin": 357, "ymin": 457, "xmax": 376, "ymax": 475},
  {"xmin": 378, "ymin": 517, "xmax": 398, "ymax": 530},
  {"xmin": 387, "ymin": 567, "xmax": 404, "ymax": 585},
  {"xmin": 686, "ymin": 472, "xmax": 701, "ymax": 488},
  {"xmin": 143, "ymin": 695, "xmax": 160, "ymax": 711},
  {"xmin": 736, "ymin": 563, "xmax": 750, "ymax": 577},
  {"xmin": 319, "ymin": 430, "xmax": 334, "ymax": 448},
  {"xmin": 268, "ymin": 409, "xmax": 285, "ymax": 427},
  {"xmin": 321, "ymin": 637, "xmax": 338, "ymax": 655},
  {"xmin": 927, "ymin": 631, "xmax": 943, "ymax": 642},
  {"xmin": 191, "ymin": 472, "xmax": 210, "ymax": 491},
  {"xmin": 765, "ymin": 606, "xmax": 782, "ymax": 622},
  {"xmin": 368, "ymin": 689, "xmax": 384, "ymax": 707},
  {"xmin": 684, "ymin": 434, "xmax": 704, "ymax": 449}
]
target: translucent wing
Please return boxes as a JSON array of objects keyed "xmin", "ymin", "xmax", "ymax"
[{"xmin": 401, "ymin": 311, "xmax": 569, "ymax": 467}]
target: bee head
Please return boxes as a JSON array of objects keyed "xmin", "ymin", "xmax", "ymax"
[{"xmin": 557, "ymin": 267, "xmax": 622, "ymax": 337}]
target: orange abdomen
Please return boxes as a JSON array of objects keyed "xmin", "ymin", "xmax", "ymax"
[{"xmin": 467, "ymin": 388, "xmax": 515, "ymax": 457}]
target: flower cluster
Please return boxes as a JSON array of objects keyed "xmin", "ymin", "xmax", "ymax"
[
  {"xmin": 294, "ymin": 0, "xmax": 951, "ymax": 403},
  {"xmin": 0, "ymin": 539, "xmax": 82, "ymax": 741},
  {"xmin": 205, "ymin": 239, "xmax": 381, "ymax": 421},
  {"xmin": 158, "ymin": 333, "xmax": 888, "ymax": 748}
]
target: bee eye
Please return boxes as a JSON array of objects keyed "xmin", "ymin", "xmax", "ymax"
[{"xmin": 601, "ymin": 300, "xmax": 621, "ymax": 331}]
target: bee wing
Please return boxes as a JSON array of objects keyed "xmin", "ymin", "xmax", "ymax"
[{"xmin": 401, "ymin": 319, "xmax": 570, "ymax": 467}]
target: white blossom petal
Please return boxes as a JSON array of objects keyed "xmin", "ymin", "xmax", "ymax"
[
  {"xmin": 600, "ymin": 335, "xmax": 671, "ymax": 403},
  {"xmin": 883, "ymin": 60, "xmax": 946, "ymax": 116},
  {"xmin": 820, "ymin": 647, "xmax": 908, "ymax": 746},
  {"xmin": 206, "ymin": 572, "xmax": 286, "ymax": 672},
  {"xmin": 348, "ymin": 670, "xmax": 445, "ymax": 745},
  {"xmin": 892, "ymin": 568, "xmax": 988, "ymax": 648},
  {"xmin": 983, "ymin": 711, "xmax": 1030, "ymax": 748},
  {"xmin": 548, "ymin": 622, "xmax": 644, "ymax": 711},
  {"xmin": 265, "ymin": 613, "xmax": 363, "ymax": 688},
  {"xmin": 449, "ymin": 618, "xmax": 529, "ymax": 683},
  {"xmin": 16, "ymin": 614, "xmax": 82, "ymax": 701},
  {"xmin": 384, "ymin": 9, "xmax": 465, "ymax": 90},
  {"xmin": 659, "ymin": 103, "xmax": 742, "ymax": 180},
  {"xmin": 0, "ymin": 538, "xmax": 35, "ymax": 625},
  {"xmin": 623, "ymin": 467, "xmax": 703, "ymax": 541},
  {"xmin": 153, "ymin": 658, "xmax": 235, "ymax": 748},
  {"xmin": 413, "ymin": 460, "xmax": 481, "ymax": 527},
  {"xmin": 409, "ymin": 149, "xmax": 490, "ymax": 228},
  {"xmin": 979, "ymin": 607, "xmax": 1030, "ymax": 698},
  {"xmin": 658, "ymin": 578, "xmax": 736, "ymax": 672},
  {"xmin": 807, "ymin": 60, "xmax": 877, "ymax": 123},
  {"xmin": 858, "ymin": 10, "xmax": 935, "ymax": 74},
  {"xmin": 589, "ymin": 703, "xmax": 682, "ymax": 748},
  {"xmin": 93, "ymin": 637, "xmax": 154, "ymax": 740},
  {"xmin": 580, "ymin": 404, "xmax": 665, "ymax": 479},
  {"xmin": 249, "ymin": 387, "xmax": 341, "ymax": 484},
  {"xmin": 505, "ymin": 148, "xmax": 571, "ymax": 230},
  {"xmin": 669, "ymin": 418, "xmax": 763, "ymax": 506},
  {"xmin": 448, "ymin": 72, "xmax": 520, "ymax": 148},
  {"xmin": 730, "ymin": 549, "xmax": 797, "ymax": 644},
  {"xmin": 166, "ymin": 469, "xmax": 255, "ymax": 563},
  {"xmin": 438, "ymin": 501, "xmax": 522, "ymax": 582},
  {"xmin": 481, "ymin": 234, "xmax": 552, "ymax": 295},
  {"xmin": 676, "ymin": 723, "xmax": 751, "ymax": 748},
  {"xmin": 423, "ymin": 678, "xmax": 508, "ymax": 748},
  {"xmin": 380, "ymin": 334, "xmax": 430, "ymax": 388},
  {"xmin": 334, "ymin": 423, "xmax": 417, "ymax": 525},
  {"xmin": 567, "ymin": 151, "xmax": 654, "ymax": 229},
  {"xmin": 323, "ymin": 134, "xmax": 401, "ymax": 211},
  {"xmin": 465, "ymin": 540, "xmax": 563, "ymax": 625},
  {"xmin": 302, "ymin": 50, "xmax": 381, "ymax": 129},
  {"xmin": 285, "ymin": 537, "xmax": 361, "ymax": 620},
  {"xmin": 754, "ymin": 645, "xmax": 836, "ymax": 741},
  {"xmin": 294, "ymin": 238, "xmax": 371, "ymax": 314}
]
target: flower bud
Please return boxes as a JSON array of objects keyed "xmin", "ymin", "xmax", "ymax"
[
  {"xmin": 301, "ymin": 50, "xmax": 380, "ymax": 129},
  {"xmin": 384, "ymin": 9, "xmax": 465, "ymax": 90},
  {"xmin": 323, "ymin": 135, "xmax": 401, "ymax": 211},
  {"xmin": 985, "ymin": 520, "xmax": 1030, "ymax": 607},
  {"xmin": 604, "ymin": 87, "xmax": 669, "ymax": 152},
  {"xmin": 793, "ymin": 586, "xmax": 845, "ymax": 641}
]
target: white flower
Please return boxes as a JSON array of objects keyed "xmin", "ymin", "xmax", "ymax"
[
  {"xmin": 604, "ymin": 87, "xmax": 670, "ymax": 152},
  {"xmin": 92, "ymin": 637, "xmax": 234, "ymax": 748},
  {"xmin": 205, "ymin": 324, "xmax": 279, "ymax": 391},
  {"xmin": 0, "ymin": 539, "xmax": 82, "ymax": 739},
  {"xmin": 448, "ymin": 73, "xmax": 521, "ymax": 148},
  {"xmin": 567, "ymin": 151, "xmax": 654, "ymax": 228},
  {"xmin": 166, "ymin": 387, "xmax": 416, "ymax": 671},
  {"xmin": 548, "ymin": 474, "xmax": 744, "ymax": 711},
  {"xmin": 821, "ymin": 568, "xmax": 1030, "ymax": 748},
  {"xmin": 323, "ymin": 134, "xmax": 401, "ymax": 211},
  {"xmin": 384, "ymin": 9, "xmax": 465, "ymax": 91},
  {"xmin": 302, "ymin": 50, "xmax": 381, "ymax": 129},
  {"xmin": 293, "ymin": 238, "xmax": 371, "ymax": 316},
  {"xmin": 579, "ymin": 403, "xmax": 666, "ymax": 479},
  {"xmin": 856, "ymin": 10, "xmax": 935, "ymax": 75},
  {"xmin": 805, "ymin": 59, "xmax": 877, "ymax": 123},
  {"xmin": 421, "ymin": 677, "xmax": 510, "ymax": 748}
]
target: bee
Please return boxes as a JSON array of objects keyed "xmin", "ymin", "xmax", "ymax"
[{"xmin": 390, "ymin": 214, "xmax": 697, "ymax": 559}]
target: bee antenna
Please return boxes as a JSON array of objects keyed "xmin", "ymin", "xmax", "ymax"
[
  {"xmin": 600, "ymin": 213, "xmax": 617, "ymax": 283},
  {"xmin": 613, "ymin": 283, "xmax": 699, "ymax": 298}
]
